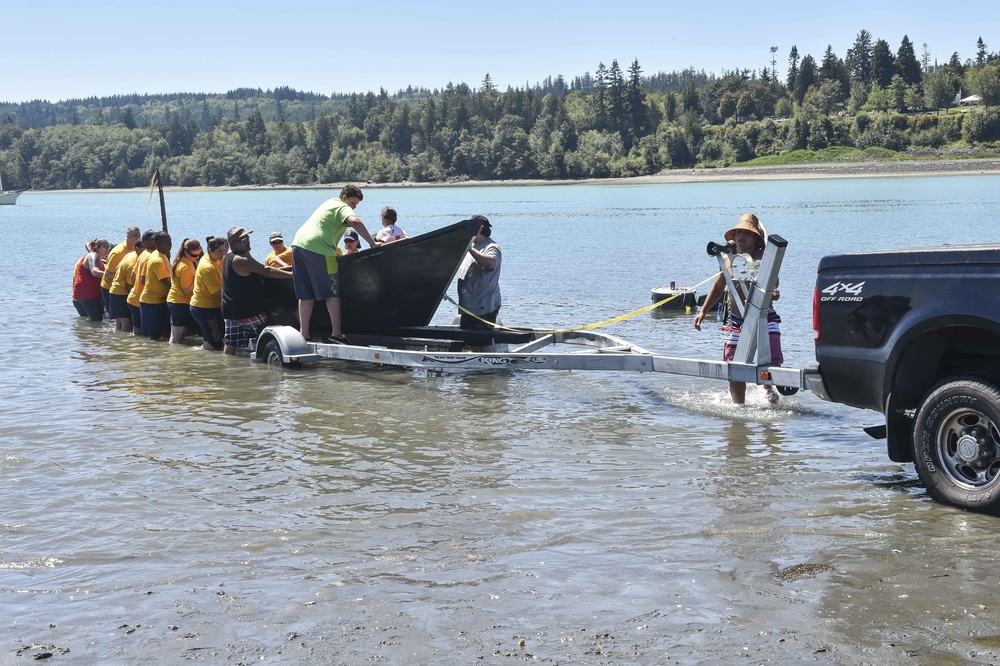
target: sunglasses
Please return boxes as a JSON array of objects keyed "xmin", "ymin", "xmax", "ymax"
[
  {"xmin": 270, "ymin": 240, "xmax": 282, "ymax": 245},
  {"xmin": 234, "ymin": 237, "xmax": 250, "ymax": 243},
  {"xmin": 344, "ymin": 238, "xmax": 358, "ymax": 243},
  {"xmin": 189, "ymin": 251, "xmax": 204, "ymax": 258}
]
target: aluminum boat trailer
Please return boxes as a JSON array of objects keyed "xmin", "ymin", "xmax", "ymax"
[{"xmin": 248, "ymin": 234, "xmax": 827, "ymax": 397}]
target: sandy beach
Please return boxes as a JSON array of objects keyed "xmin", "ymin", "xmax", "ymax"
[{"xmin": 31, "ymin": 156, "xmax": 1000, "ymax": 196}]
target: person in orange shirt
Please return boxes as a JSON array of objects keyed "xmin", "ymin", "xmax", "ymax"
[
  {"xmin": 265, "ymin": 232, "xmax": 294, "ymax": 267},
  {"xmin": 126, "ymin": 230, "xmax": 157, "ymax": 336},
  {"xmin": 167, "ymin": 238, "xmax": 203, "ymax": 344},
  {"xmin": 189, "ymin": 236, "xmax": 228, "ymax": 351},
  {"xmin": 108, "ymin": 242, "xmax": 145, "ymax": 333},
  {"xmin": 140, "ymin": 232, "xmax": 173, "ymax": 341}
]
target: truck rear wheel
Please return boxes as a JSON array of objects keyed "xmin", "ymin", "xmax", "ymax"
[{"xmin": 912, "ymin": 376, "xmax": 1000, "ymax": 512}]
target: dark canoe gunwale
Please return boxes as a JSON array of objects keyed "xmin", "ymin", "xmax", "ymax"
[{"xmin": 265, "ymin": 218, "xmax": 480, "ymax": 334}]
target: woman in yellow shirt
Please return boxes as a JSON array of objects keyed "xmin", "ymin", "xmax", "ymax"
[
  {"xmin": 139, "ymin": 232, "xmax": 173, "ymax": 341},
  {"xmin": 167, "ymin": 238, "xmax": 204, "ymax": 344},
  {"xmin": 126, "ymin": 230, "xmax": 156, "ymax": 336},
  {"xmin": 189, "ymin": 236, "xmax": 228, "ymax": 351},
  {"xmin": 109, "ymin": 243, "xmax": 145, "ymax": 333}
]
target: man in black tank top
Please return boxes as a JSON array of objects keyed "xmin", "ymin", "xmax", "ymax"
[{"xmin": 222, "ymin": 227, "xmax": 293, "ymax": 355}]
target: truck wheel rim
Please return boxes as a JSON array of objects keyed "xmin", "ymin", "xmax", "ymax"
[{"xmin": 937, "ymin": 409, "xmax": 1000, "ymax": 488}]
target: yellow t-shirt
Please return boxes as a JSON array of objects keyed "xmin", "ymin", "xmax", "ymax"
[
  {"xmin": 127, "ymin": 250, "xmax": 151, "ymax": 307},
  {"xmin": 265, "ymin": 247, "xmax": 294, "ymax": 267},
  {"xmin": 109, "ymin": 251, "xmax": 140, "ymax": 296},
  {"xmin": 100, "ymin": 241, "xmax": 130, "ymax": 290},
  {"xmin": 190, "ymin": 256, "xmax": 223, "ymax": 309},
  {"xmin": 140, "ymin": 251, "xmax": 171, "ymax": 304},
  {"xmin": 167, "ymin": 257, "xmax": 197, "ymax": 305}
]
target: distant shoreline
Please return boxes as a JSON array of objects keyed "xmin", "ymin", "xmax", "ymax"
[{"xmin": 35, "ymin": 157, "xmax": 1000, "ymax": 195}]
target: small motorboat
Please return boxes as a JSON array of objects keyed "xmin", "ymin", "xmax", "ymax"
[{"xmin": 651, "ymin": 282, "xmax": 702, "ymax": 310}]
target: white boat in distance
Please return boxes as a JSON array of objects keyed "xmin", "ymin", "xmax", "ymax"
[{"xmin": 0, "ymin": 173, "xmax": 28, "ymax": 205}]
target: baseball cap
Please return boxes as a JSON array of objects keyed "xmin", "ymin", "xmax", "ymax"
[{"xmin": 227, "ymin": 227, "xmax": 252, "ymax": 243}]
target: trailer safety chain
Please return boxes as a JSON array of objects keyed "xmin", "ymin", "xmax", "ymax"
[{"xmin": 444, "ymin": 271, "xmax": 722, "ymax": 335}]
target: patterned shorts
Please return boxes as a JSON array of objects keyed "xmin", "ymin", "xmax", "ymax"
[
  {"xmin": 224, "ymin": 311, "xmax": 268, "ymax": 348},
  {"xmin": 723, "ymin": 310, "xmax": 784, "ymax": 365}
]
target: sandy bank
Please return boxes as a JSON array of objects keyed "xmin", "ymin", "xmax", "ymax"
[{"xmin": 35, "ymin": 157, "xmax": 1000, "ymax": 195}]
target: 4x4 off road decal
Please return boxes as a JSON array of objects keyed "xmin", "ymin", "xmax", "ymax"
[{"xmin": 820, "ymin": 281, "xmax": 865, "ymax": 302}]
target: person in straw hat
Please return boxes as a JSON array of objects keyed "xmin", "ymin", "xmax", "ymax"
[{"xmin": 693, "ymin": 213, "xmax": 783, "ymax": 405}]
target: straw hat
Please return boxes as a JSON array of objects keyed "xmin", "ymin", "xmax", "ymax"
[{"xmin": 725, "ymin": 213, "xmax": 766, "ymax": 243}]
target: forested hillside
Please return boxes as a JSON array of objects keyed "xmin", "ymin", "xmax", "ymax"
[{"xmin": 1, "ymin": 32, "xmax": 998, "ymax": 190}]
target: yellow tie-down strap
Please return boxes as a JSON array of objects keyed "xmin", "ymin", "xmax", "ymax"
[{"xmin": 446, "ymin": 272, "xmax": 722, "ymax": 335}]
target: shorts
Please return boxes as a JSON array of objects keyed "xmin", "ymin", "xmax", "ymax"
[
  {"xmin": 460, "ymin": 306, "xmax": 500, "ymax": 331},
  {"xmin": 292, "ymin": 246, "xmax": 340, "ymax": 300},
  {"xmin": 168, "ymin": 302, "xmax": 196, "ymax": 328},
  {"xmin": 73, "ymin": 298, "xmax": 104, "ymax": 322},
  {"xmin": 141, "ymin": 302, "xmax": 170, "ymax": 340},
  {"xmin": 128, "ymin": 303, "xmax": 143, "ymax": 336},
  {"xmin": 109, "ymin": 293, "xmax": 130, "ymax": 319},
  {"xmin": 723, "ymin": 311, "xmax": 783, "ymax": 365},
  {"xmin": 224, "ymin": 311, "xmax": 268, "ymax": 349},
  {"xmin": 191, "ymin": 305, "xmax": 224, "ymax": 350}
]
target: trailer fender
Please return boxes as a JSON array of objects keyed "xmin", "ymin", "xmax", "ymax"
[{"xmin": 252, "ymin": 325, "xmax": 322, "ymax": 366}]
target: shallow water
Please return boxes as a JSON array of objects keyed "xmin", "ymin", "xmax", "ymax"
[{"xmin": 4, "ymin": 177, "xmax": 1000, "ymax": 664}]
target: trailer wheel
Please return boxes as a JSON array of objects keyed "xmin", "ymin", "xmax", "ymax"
[
  {"xmin": 912, "ymin": 376, "xmax": 1000, "ymax": 512},
  {"xmin": 261, "ymin": 339, "xmax": 287, "ymax": 369}
]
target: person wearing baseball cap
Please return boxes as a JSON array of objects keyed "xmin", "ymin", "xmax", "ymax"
[
  {"xmin": 220, "ymin": 226, "xmax": 293, "ymax": 355},
  {"xmin": 265, "ymin": 231, "xmax": 293, "ymax": 268},
  {"xmin": 456, "ymin": 215, "xmax": 502, "ymax": 351},
  {"xmin": 342, "ymin": 229, "xmax": 361, "ymax": 254}
]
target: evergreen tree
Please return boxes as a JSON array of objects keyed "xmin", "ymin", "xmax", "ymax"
[
  {"xmin": 846, "ymin": 30, "xmax": 874, "ymax": 85},
  {"xmin": 794, "ymin": 55, "xmax": 817, "ymax": 104},
  {"xmin": 895, "ymin": 36, "xmax": 922, "ymax": 87},
  {"xmin": 120, "ymin": 107, "xmax": 137, "ymax": 130},
  {"xmin": 592, "ymin": 62, "xmax": 609, "ymax": 130},
  {"xmin": 665, "ymin": 91, "xmax": 677, "ymax": 122},
  {"xmin": 607, "ymin": 60, "xmax": 626, "ymax": 136},
  {"xmin": 681, "ymin": 81, "xmax": 701, "ymax": 114},
  {"xmin": 626, "ymin": 59, "xmax": 649, "ymax": 144},
  {"xmin": 871, "ymin": 39, "xmax": 895, "ymax": 88},
  {"xmin": 948, "ymin": 52, "xmax": 965, "ymax": 76},
  {"xmin": 786, "ymin": 46, "xmax": 799, "ymax": 90},
  {"xmin": 819, "ymin": 45, "xmax": 850, "ymax": 93},
  {"xmin": 977, "ymin": 37, "xmax": 989, "ymax": 67}
]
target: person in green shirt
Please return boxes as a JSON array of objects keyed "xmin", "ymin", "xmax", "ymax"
[{"xmin": 290, "ymin": 184, "xmax": 377, "ymax": 343}]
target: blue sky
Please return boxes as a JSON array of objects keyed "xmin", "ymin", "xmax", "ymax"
[{"xmin": 4, "ymin": 1, "xmax": 993, "ymax": 103}]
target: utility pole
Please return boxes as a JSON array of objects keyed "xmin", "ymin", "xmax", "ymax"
[{"xmin": 770, "ymin": 46, "xmax": 779, "ymax": 84}]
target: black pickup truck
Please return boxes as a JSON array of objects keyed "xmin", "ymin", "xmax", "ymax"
[{"xmin": 811, "ymin": 244, "xmax": 1000, "ymax": 512}]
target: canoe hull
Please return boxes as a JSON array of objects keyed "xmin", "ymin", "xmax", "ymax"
[{"xmin": 264, "ymin": 219, "xmax": 479, "ymax": 334}]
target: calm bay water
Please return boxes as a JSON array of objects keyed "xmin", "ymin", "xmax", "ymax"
[{"xmin": 4, "ymin": 177, "xmax": 1000, "ymax": 664}]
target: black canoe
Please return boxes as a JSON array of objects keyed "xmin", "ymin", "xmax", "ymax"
[{"xmin": 263, "ymin": 218, "xmax": 479, "ymax": 334}]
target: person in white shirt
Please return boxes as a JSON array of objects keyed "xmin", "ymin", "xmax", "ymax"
[{"xmin": 374, "ymin": 206, "xmax": 408, "ymax": 244}]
